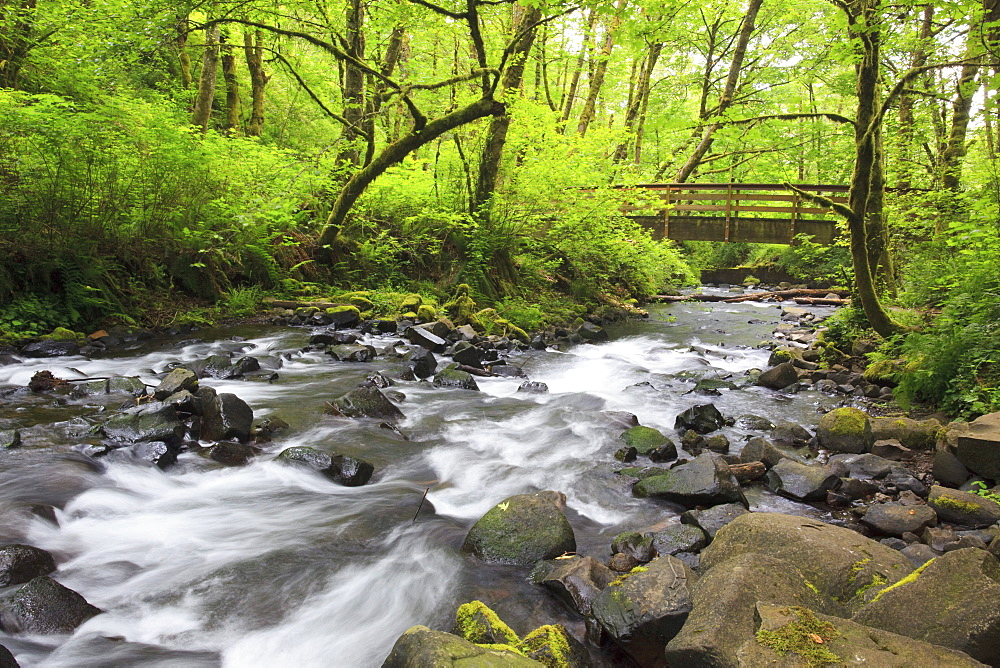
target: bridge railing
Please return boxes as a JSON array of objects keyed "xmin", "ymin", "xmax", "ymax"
[{"xmin": 595, "ymin": 183, "xmax": 849, "ymax": 244}]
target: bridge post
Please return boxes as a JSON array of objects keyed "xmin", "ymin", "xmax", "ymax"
[
  {"xmin": 790, "ymin": 190, "xmax": 799, "ymax": 243},
  {"xmin": 664, "ymin": 185, "xmax": 671, "ymax": 240},
  {"xmin": 725, "ymin": 183, "xmax": 732, "ymax": 242}
]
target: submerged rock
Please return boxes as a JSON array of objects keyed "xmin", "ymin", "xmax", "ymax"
[
  {"xmin": 462, "ymin": 491, "xmax": 575, "ymax": 566},
  {"xmin": 0, "ymin": 576, "xmax": 101, "ymax": 634}
]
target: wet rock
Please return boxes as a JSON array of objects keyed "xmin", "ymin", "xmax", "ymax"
[
  {"xmin": 620, "ymin": 425, "xmax": 670, "ymax": 456},
  {"xmin": 853, "ymin": 548, "xmax": 1000, "ymax": 665},
  {"xmin": 680, "ymin": 503, "xmax": 749, "ymax": 541},
  {"xmin": 101, "ymin": 403, "xmax": 183, "ymax": 445},
  {"xmin": 674, "ymin": 403, "xmax": 726, "ymax": 434},
  {"xmin": 757, "ymin": 362, "xmax": 798, "ymax": 389},
  {"xmin": 0, "ymin": 645, "xmax": 14, "ymax": 668},
  {"xmin": 577, "ymin": 321, "xmax": 609, "ymax": 342},
  {"xmin": 450, "ymin": 343, "xmax": 482, "ymax": 369},
  {"xmin": 454, "ymin": 600, "xmax": 519, "ymax": 645},
  {"xmin": 665, "ymin": 554, "xmax": 840, "ymax": 667},
  {"xmin": 153, "ymin": 368, "xmax": 198, "ymax": 401},
  {"xmin": 611, "ymin": 532, "xmax": 656, "ymax": 563},
  {"xmin": 0, "ymin": 545, "xmax": 56, "ymax": 587},
  {"xmin": 590, "ymin": 555, "xmax": 697, "ymax": 667},
  {"xmin": 681, "ymin": 430, "xmax": 705, "ymax": 453},
  {"xmin": 871, "ymin": 416, "xmax": 942, "ymax": 451},
  {"xmin": 517, "ymin": 381, "xmax": 548, "ymax": 394},
  {"xmin": 956, "ymin": 412, "xmax": 1000, "ymax": 479},
  {"xmin": 327, "ymin": 344, "xmax": 377, "ymax": 362},
  {"xmin": 765, "ymin": 459, "xmax": 840, "ymax": 501},
  {"xmin": 692, "ymin": 378, "xmax": 736, "ymax": 394},
  {"xmin": 704, "ymin": 434, "xmax": 729, "ymax": 453},
  {"xmin": 608, "ymin": 552, "xmax": 640, "ymax": 572},
  {"xmin": 382, "ymin": 625, "xmax": 541, "ymax": 667},
  {"xmin": 462, "ymin": 491, "xmax": 575, "ymax": 566},
  {"xmin": 739, "ymin": 436, "xmax": 808, "ymax": 469},
  {"xmin": 207, "ymin": 441, "xmax": 260, "ymax": 466},
  {"xmin": 530, "ymin": 555, "xmax": 616, "ymax": 616},
  {"xmin": 871, "ymin": 438, "xmax": 913, "ymax": 461},
  {"xmin": 651, "ymin": 525, "xmax": 707, "ymax": 556},
  {"xmin": 364, "ymin": 371, "xmax": 394, "ymax": 389},
  {"xmin": 614, "ymin": 446, "xmax": 637, "ymax": 462},
  {"xmin": 839, "ymin": 477, "xmax": 879, "ymax": 500},
  {"xmin": 861, "ymin": 503, "xmax": 937, "ymax": 537},
  {"xmin": 927, "ymin": 485, "xmax": 1000, "ymax": 528},
  {"xmin": 827, "ymin": 453, "xmax": 893, "ymax": 480},
  {"xmin": 771, "ymin": 420, "xmax": 813, "ymax": 445},
  {"xmin": 201, "ymin": 393, "xmax": 253, "ymax": 442},
  {"xmin": 21, "ymin": 341, "xmax": 79, "ymax": 358},
  {"xmin": 0, "ymin": 429, "xmax": 21, "ymax": 450},
  {"xmin": 736, "ymin": 414, "xmax": 775, "ymax": 431},
  {"xmin": 817, "ymin": 407, "xmax": 874, "ymax": 454},
  {"xmin": 934, "ymin": 449, "xmax": 972, "ymax": 487},
  {"xmin": 519, "ymin": 623, "xmax": 589, "ymax": 668},
  {"xmin": 406, "ymin": 349, "xmax": 436, "ymax": 379},
  {"xmin": 633, "ymin": 453, "xmax": 746, "ymax": 508},
  {"xmin": 0, "ymin": 576, "xmax": 100, "ymax": 634},
  {"xmin": 433, "ymin": 367, "xmax": 479, "ymax": 391},
  {"xmin": 649, "ymin": 442, "xmax": 679, "ymax": 463},
  {"xmin": 488, "ymin": 364, "xmax": 526, "ymax": 378},
  {"xmin": 405, "ymin": 327, "xmax": 447, "ymax": 353},
  {"xmin": 276, "ymin": 447, "xmax": 374, "ymax": 486},
  {"xmin": 105, "ymin": 441, "xmax": 178, "ymax": 469},
  {"xmin": 745, "ymin": 602, "xmax": 983, "ymax": 668},
  {"xmin": 701, "ymin": 512, "xmax": 913, "ymax": 611},
  {"xmin": 326, "ymin": 386, "xmax": 405, "ymax": 420}
]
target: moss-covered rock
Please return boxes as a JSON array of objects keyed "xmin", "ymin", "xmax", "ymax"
[
  {"xmin": 462, "ymin": 491, "xmax": 576, "ymax": 566},
  {"xmin": 382, "ymin": 625, "xmax": 542, "ymax": 667},
  {"xmin": 41, "ymin": 327, "xmax": 83, "ymax": 342},
  {"xmin": 325, "ymin": 305, "xmax": 361, "ymax": 328},
  {"xmin": 416, "ymin": 304, "xmax": 437, "ymax": 322},
  {"xmin": 399, "ymin": 293, "xmax": 423, "ymax": 314},
  {"xmin": 443, "ymin": 284, "xmax": 482, "ymax": 329},
  {"xmin": 518, "ymin": 624, "xmax": 588, "ymax": 668},
  {"xmin": 817, "ymin": 407, "xmax": 874, "ymax": 454},
  {"xmin": 325, "ymin": 385, "xmax": 405, "ymax": 420},
  {"xmin": 927, "ymin": 485, "xmax": 1000, "ymax": 528},
  {"xmin": 455, "ymin": 601, "xmax": 520, "ymax": 646},
  {"xmin": 871, "ymin": 416, "xmax": 941, "ymax": 451},
  {"xmin": 633, "ymin": 453, "xmax": 746, "ymax": 508},
  {"xmin": 620, "ymin": 425, "xmax": 670, "ymax": 455},
  {"xmin": 433, "ymin": 366, "xmax": 480, "ymax": 391}
]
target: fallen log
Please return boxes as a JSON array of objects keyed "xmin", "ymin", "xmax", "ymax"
[
  {"xmin": 793, "ymin": 297, "xmax": 850, "ymax": 306},
  {"xmin": 263, "ymin": 298, "xmax": 350, "ymax": 309},
  {"xmin": 650, "ymin": 288, "xmax": 851, "ymax": 304},
  {"xmin": 728, "ymin": 461, "xmax": 767, "ymax": 483}
]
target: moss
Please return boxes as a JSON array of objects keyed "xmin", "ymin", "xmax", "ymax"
[
  {"xmin": 863, "ymin": 359, "xmax": 898, "ymax": 382},
  {"xmin": 825, "ymin": 407, "xmax": 868, "ymax": 437},
  {"xmin": 476, "ymin": 643, "xmax": 527, "ymax": 657},
  {"xmin": 416, "ymin": 304, "xmax": 437, "ymax": 321},
  {"xmin": 932, "ymin": 494, "xmax": 982, "ymax": 514},
  {"xmin": 401, "ymin": 311, "xmax": 418, "ymax": 320},
  {"xmin": 399, "ymin": 293, "xmax": 423, "ymax": 313},
  {"xmin": 804, "ymin": 580, "xmax": 820, "ymax": 595},
  {"xmin": 771, "ymin": 349, "xmax": 794, "ymax": 364},
  {"xmin": 443, "ymin": 284, "xmax": 480, "ymax": 328},
  {"xmin": 870, "ymin": 558, "xmax": 935, "ymax": 604},
  {"xmin": 326, "ymin": 304, "xmax": 361, "ymax": 317},
  {"xmin": 755, "ymin": 606, "xmax": 842, "ymax": 666},
  {"xmin": 743, "ymin": 275, "xmax": 761, "ymax": 285},
  {"xmin": 41, "ymin": 327, "xmax": 82, "ymax": 342},
  {"xmin": 620, "ymin": 425, "xmax": 669, "ymax": 455},
  {"xmin": 854, "ymin": 573, "xmax": 888, "ymax": 600},
  {"xmin": 518, "ymin": 624, "xmax": 573, "ymax": 668},
  {"xmin": 455, "ymin": 600, "xmax": 520, "ymax": 646},
  {"xmin": 849, "ymin": 558, "xmax": 871, "ymax": 576},
  {"xmin": 608, "ymin": 564, "xmax": 649, "ymax": 587}
]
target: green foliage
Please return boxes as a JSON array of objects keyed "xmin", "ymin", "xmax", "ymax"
[
  {"xmin": 0, "ymin": 295, "xmax": 74, "ymax": 339},
  {"xmin": 774, "ymin": 235, "xmax": 851, "ymax": 285},
  {"xmin": 755, "ymin": 606, "xmax": 842, "ymax": 666},
  {"xmin": 970, "ymin": 481, "xmax": 1000, "ymax": 507},
  {"xmin": 223, "ymin": 286, "xmax": 264, "ymax": 317}
]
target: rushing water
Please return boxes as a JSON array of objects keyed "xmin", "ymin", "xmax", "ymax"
[{"xmin": 0, "ymin": 293, "xmax": 845, "ymax": 667}]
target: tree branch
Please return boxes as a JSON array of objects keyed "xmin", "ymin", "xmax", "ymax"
[{"xmin": 785, "ymin": 183, "xmax": 856, "ymax": 222}]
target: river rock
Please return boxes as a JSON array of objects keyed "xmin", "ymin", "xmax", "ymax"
[
  {"xmin": 827, "ymin": 453, "xmax": 893, "ymax": 480},
  {"xmin": 327, "ymin": 344, "xmax": 377, "ymax": 362},
  {"xmin": 590, "ymin": 555, "xmax": 697, "ymax": 666},
  {"xmin": 406, "ymin": 349, "xmax": 436, "ymax": 379},
  {"xmin": 933, "ymin": 449, "xmax": 972, "ymax": 487},
  {"xmin": 745, "ymin": 602, "xmax": 984, "ymax": 667},
  {"xmin": 326, "ymin": 386, "xmax": 405, "ymax": 420},
  {"xmin": 680, "ymin": 503, "xmax": 749, "ymax": 541},
  {"xmin": 577, "ymin": 321, "xmax": 608, "ymax": 342},
  {"xmin": 20, "ymin": 341, "xmax": 79, "ymax": 358},
  {"xmin": 106, "ymin": 376, "xmax": 147, "ymax": 397},
  {"xmin": 739, "ymin": 437, "xmax": 809, "ymax": 469},
  {"xmin": 853, "ymin": 548, "xmax": 1000, "ymax": 664},
  {"xmin": 0, "ymin": 545, "xmax": 56, "ymax": 587},
  {"xmin": 701, "ymin": 512, "xmax": 913, "ymax": 610},
  {"xmin": 105, "ymin": 441, "xmax": 178, "ymax": 469},
  {"xmin": 771, "ymin": 420, "xmax": 813, "ymax": 445},
  {"xmin": 871, "ymin": 438, "xmax": 913, "ymax": 461},
  {"xmin": 927, "ymin": 485, "xmax": 1000, "ymax": 528},
  {"xmin": 651, "ymin": 524, "xmax": 707, "ymax": 556},
  {"xmin": 153, "ymin": 368, "xmax": 198, "ymax": 401},
  {"xmin": 275, "ymin": 447, "xmax": 374, "ymax": 486},
  {"xmin": 956, "ymin": 412, "xmax": 1000, "ymax": 479},
  {"xmin": 757, "ymin": 362, "xmax": 798, "ymax": 389},
  {"xmin": 101, "ymin": 403, "xmax": 184, "ymax": 445},
  {"xmin": 0, "ymin": 645, "xmax": 13, "ymax": 668},
  {"xmin": 765, "ymin": 459, "xmax": 840, "ymax": 501},
  {"xmin": 433, "ymin": 367, "xmax": 479, "ymax": 391},
  {"xmin": 0, "ymin": 429, "xmax": 20, "ymax": 450},
  {"xmin": 817, "ymin": 407, "xmax": 874, "ymax": 454},
  {"xmin": 530, "ymin": 555, "xmax": 616, "ymax": 616},
  {"xmin": 517, "ymin": 381, "xmax": 548, "ymax": 394},
  {"xmin": 611, "ymin": 532, "xmax": 656, "ymax": 562},
  {"xmin": 0, "ymin": 576, "xmax": 101, "ymax": 634},
  {"xmin": 451, "ymin": 343, "xmax": 483, "ymax": 368},
  {"xmin": 462, "ymin": 491, "xmax": 575, "ymax": 566},
  {"xmin": 674, "ymin": 404, "xmax": 726, "ymax": 434},
  {"xmin": 620, "ymin": 425, "xmax": 669, "ymax": 455},
  {"xmin": 871, "ymin": 416, "xmax": 941, "ymax": 450},
  {"xmin": 382, "ymin": 625, "xmax": 542, "ymax": 667},
  {"xmin": 207, "ymin": 441, "xmax": 260, "ymax": 466},
  {"xmin": 665, "ymin": 554, "xmax": 840, "ymax": 667},
  {"xmin": 405, "ymin": 327, "xmax": 447, "ymax": 353},
  {"xmin": 201, "ymin": 393, "xmax": 254, "ymax": 442},
  {"xmin": 633, "ymin": 453, "xmax": 746, "ymax": 508},
  {"xmin": 861, "ymin": 503, "xmax": 937, "ymax": 537},
  {"xmin": 736, "ymin": 414, "xmax": 775, "ymax": 431}
]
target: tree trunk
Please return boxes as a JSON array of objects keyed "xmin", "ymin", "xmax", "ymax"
[
  {"xmin": 220, "ymin": 31, "xmax": 240, "ymax": 134},
  {"xmin": 613, "ymin": 41, "xmax": 661, "ymax": 164},
  {"xmin": 472, "ymin": 4, "xmax": 542, "ymax": 214},
  {"xmin": 191, "ymin": 24, "xmax": 221, "ymax": 133},
  {"xmin": 338, "ymin": 0, "xmax": 367, "ymax": 167},
  {"xmin": 243, "ymin": 30, "xmax": 268, "ymax": 137},
  {"xmin": 674, "ymin": 0, "xmax": 763, "ymax": 182},
  {"xmin": 576, "ymin": 4, "xmax": 625, "ymax": 138},
  {"xmin": 939, "ymin": 30, "xmax": 983, "ymax": 190},
  {"xmin": 0, "ymin": 0, "xmax": 36, "ymax": 89},
  {"xmin": 319, "ymin": 98, "xmax": 501, "ymax": 247},
  {"xmin": 559, "ymin": 10, "xmax": 596, "ymax": 131},
  {"xmin": 895, "ymin": 5, "xmax": 933, "ymax": 190},
  {"xmin": 176, "ymin": 12, "xmax": 193, "ymax": 89}
]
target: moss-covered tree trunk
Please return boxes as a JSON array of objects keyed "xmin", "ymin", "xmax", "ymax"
[
  {"xmin": 338, "ymin": 0, "xmax": 367, "ymax": 167},
  {"xmin": 576, "ymin": 4, "xmax": 624, "ymax": 138},
  {"xmin": 0, "ymin": 0, "xmax": 36, "ymax": 89},
  {"xmin": 220, "ymin": 30, "xmax": 240, "ymax": 134},
  {"xmin": 175, "ymin": 11, "xmax": 193, "ymax": 90},
  {"xmin": 242, "ymin": 30, "xmax": 267, "ymax": 137},
  {"xmin": 192, "ymin": 24, "xmax": 220, "ymax": 133},
  {"xmin": 558, "ymin": 10, "xmax": 596, "ymax": 132}
]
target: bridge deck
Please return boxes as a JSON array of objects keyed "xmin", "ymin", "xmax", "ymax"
[{"xmin": 601, "ymin": 183, "xmax": 847, "ymax": 244}]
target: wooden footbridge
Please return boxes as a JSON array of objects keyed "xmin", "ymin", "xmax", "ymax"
[{"xmin": 601, "ymin": 183, "xmax": 848, "ymax": 245}]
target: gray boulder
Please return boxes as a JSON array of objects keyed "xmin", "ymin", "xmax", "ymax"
[
  {"xmin": 275, "ymin": 447, "xmax": 374, "ymax": 486},
  {"xmin": 771, "ymin": 420, "xmax": 813, "ymax": 445},
  {"xmin": 927, "ymin": 485, "xmax": 1000, "ymax": 528},
  {"xmin": 757, "ymin": 362, "xmax": 799, "ymax": 389},
  {"xmin": 405, "ymin": 327, "xmax": 447, "ymax": 353},
  {"xmin": 853, "ymin": 548, "xmax": 1000, "ymax": 665},
  {"xmin": 861, "ymin": 503, "xmax": 937, "ymax": 537},
  {"xmin": 101, "ymin": 403, "xmax": 184, "ymax": 444},
  {"xmin": 0, "ymin": 545, "xmax": 56, "ymax": 587},
  {"xmin": 665, "ymin": 554, "xmax": 840, "ymax": 667},
  {"xmin": 651, "ymin": 524, "xmax": 707, "ymax": 556},
  {"xmin": 765, "ymin": 459, "xmax": 840, "ymax": 501},
  {"xmin": 326, "ymin": 386, "xmax": 405, "ymax": 420},
  {"xmin": 956, "ymin": 412, "xmax": 1000, "ymax": 479},
  {"xmin": 680, "ymin": 503, "xmax": 749, "ymax": 541},
  {"xmin": 633, "ymin": 453, "xmax": 746, "ymax": 508},
  {"xmin": 327, "ymin": 344, "xmax": 377, "ymax": 362},
  {"xmin": 817, "ymin": 407, "xmax": 874, "ymax": 454},
  {"xmin": 530, "ymin": 555, "xmax": 616, "ymax": 616},
  {"xmin": 201, "ymin": 393, "xmax": 254, "ymax": 442},
  {"xmin": 433, "ymin": 367, "xmax": 480, "ymax": 391},
  {"xmin": 590, "ymin": 555, "xmax": 697, "ymax": 666},
  {"xmin": 462, "ymin": 492, "xmax": 575, "ymax": 566},
  {"xmin": 871, "ymin": 416, "xmax": 941, "ymax": 451},
  {"xmin": 934, "ymin": 449, "xmax": 972, "ymax": 487},
  {"xmin": 827, "ymin": 453, "xmax": 893, "ymax": 479},
  {"xmin": 206, "ymin": 441, "xmax": 259, "ymax": 466},
  {"xmin": 105, "ymin": 441, "xmax": 178, "ymax": 469},
  {"xmin": 611, "ymin": 532, "xmax": 656, "ymax": 562},
  {"xmin": 674, "ymin": 404, "xmax": 726, "ymax": 434},
  {"xmin": 381, "ymin": 625, "xmax": 541, "ymax": 667},
  {"xmin": 0, "ymin": 576, "xmax": 101, "ymax": 634},
  {"xmin": 153, "ymin": 368, "xmax": 198, "ymax": 400},
  {"xmin": 701, "ymin": 513, "xmax": 913, "ymax": 611}
]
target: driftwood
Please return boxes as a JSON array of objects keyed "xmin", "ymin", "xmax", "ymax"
[
  {"xmin": 792, "ymin": 297, "xmax": 850, "ymax": 306},
  {"xmin": 728, "ymin": 461, "xmax": 767, "ymax": 482},
  {"xmin": 651, "ymin": 288, "xmax": 851, "ymax": 304}
]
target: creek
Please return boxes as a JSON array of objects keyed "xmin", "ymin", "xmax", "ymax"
[{"xmin": 0, "ymin": 291, "xmax": 846, "ymax": 667}]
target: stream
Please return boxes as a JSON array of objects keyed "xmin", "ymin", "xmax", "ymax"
[{"xmin": 0, "ymin": 291, "xmax": 847, "ymax": 667}]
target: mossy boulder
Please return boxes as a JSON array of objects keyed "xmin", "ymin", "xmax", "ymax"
[
  {"xmin": 742, "ymin": 602, "xmax": 983, "ymax": 667},
  {"xmin": 817, "ymin": 407, "xmax": 874, "ymax": 454},
  {"xmin": 416, "ymin": 304, "xmax": 437, "ymax": 322},
  {"xmin": 101, "ymin": 403, "xmax": 184, "ymax": 445},
  {"xmin": 443, "ymin": 284, "xmax": 482, "ymax": 329},
  {"xmin": 590, "ymin": 556, "xmax": 698, "ymax": 666},
  {"xmin": 927, "ymin": 485, "xmax": 1000, "ymax": 528},
  {"xmin": 871, "ymin": 416, "xmax": 941, "ymax": 451},
  {"xmin": 620, "ymin": 426, "xmax": 670, "ymax": 456},
  {"xmin": 398, "ymin": 293, "xmax": 423, "ymax": 314},
  {"xmin": 433, "ymin": 367, "xmax": 480, "ymax": 391},
  {"xmin": 382, "ymin": 625, "xmax": 542, "ymax": 667},
  {"xmin": 325, "ymin": 305, "xmax": 361, "ymax": 328},
  {"xmin": 701, "ymin": 512, "xmax": 912, "ymax": 612},
  {"xmin": 153, "ymin": 368, "xmax": 199, "ymax": 401},
  {"xmin": 455, "ymin": 601, "xmax": 519, "ymax": 646},
  {"xmin": 633, "ymin": 453, "xmax": 746, "ymax": 508},
  {"xmin": 852, "ymin": 548, "xmax": 1000, "ymax": 665},
  {"xmin": 665, "ymin": 554, "xmax": 841, "ymax": 667},
  {"xmin": 462, "ymin": 491, "xmax": 576, "ymax": 566},
  {"xmin": 41, "ymin": 327, "xmax": 83, "ymax": 342},
  {"xmin": 519, "ymin": 624, "xmax": 589, "ymax": 668}
]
